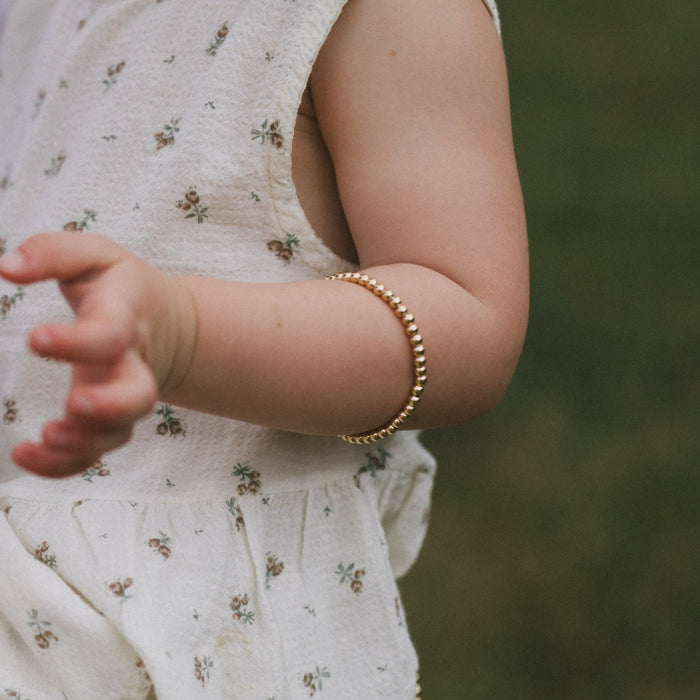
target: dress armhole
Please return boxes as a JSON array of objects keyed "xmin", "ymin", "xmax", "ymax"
[{"xmin": 480, "ymin": 0, "xmax": 502, "ymax": 38}]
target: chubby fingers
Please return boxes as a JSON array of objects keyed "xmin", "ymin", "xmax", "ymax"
[
  {"xmin": 29, "ymin": 313, "xmax": 133, "ymax": 364},
  {"xmin": 11, "ymin": 351, "xmax": 158, "ymax": 478},
  {"xmin": 65, "ymin": 349, "xmax": 159, "ymax": 425},
  {"xmin": 0, "ymin": 232, "xmax": 126, "ymax": 285}
]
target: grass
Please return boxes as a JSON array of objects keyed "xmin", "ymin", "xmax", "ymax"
[{"xmin": 399, "ymin": 1, "xmax": 700, "ymax": 697}]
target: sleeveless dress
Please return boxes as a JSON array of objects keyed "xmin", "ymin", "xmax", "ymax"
[{"xmin": 0, "ymin": 1, "xmax": 499, "ymax": 698}]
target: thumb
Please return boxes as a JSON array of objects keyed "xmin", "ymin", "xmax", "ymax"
[{"xmin": 0, "ymin": 232, "xmax": 125, "ymax": 285}]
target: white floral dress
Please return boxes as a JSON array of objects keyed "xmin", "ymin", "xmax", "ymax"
[{"xmin": 0, "ymin": 1, "xmax": 499, "ymax": 698}]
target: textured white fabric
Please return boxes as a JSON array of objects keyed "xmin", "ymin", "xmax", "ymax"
[{"xmin": 0, "ymin": 1, "xmax": 498, "ymax": 697}]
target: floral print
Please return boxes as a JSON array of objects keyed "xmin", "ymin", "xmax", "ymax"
[
  {"xmin": 2, "ymin": 398, "xmax": 19, "ymax": 424},
  {"xmin": 265, "ymin": 552, "xmax": 284, "ymax": 589},
  {"xmin": 230, "ymin": 593, "xmax": 255, "ymax": 624},
  {"xmin": 44, "ymin": 151, "xmax": 66, "ymax": 177},
  {"xmin": 205, "ymin": 23, "xmax": 229, "ymax": 56},
  {"xmin": 27, "ymin": 609, "xmax": 59, "ymax": 649},
  {"xmin": 354, "ymin": 446, "xmax": 391, "ymax": 486},
  {"xmin": 0, "ymin": 289, "xmax": 25, "ymax": 319},
  {"xmin": 225, "ymin": 496, "xmax": 246, "ymax": 530},
  {"xmin": 103, "ymin": 61, "xmax": 126, "ymax": 92},
  {"xmin": 63, "ymin": 209, "xmax": 97, "ymax": 231},
  {"xmin": 251, "ymin": 119, "xmax": 284, "ymax": 148},
  {"xmin": 267, "ymin": 232, "xmax": 300, "ymax": 263},
  {"xmin": 81, "ymin": 460, "xmax": 110, "ymax": 482},
  {"xmin": 34, "ymin": 541, "xmax": 58, "ymax": 569},
  {"xmin": 302, "ymin": 666, "xmax": 330, "ymax": 696},
  {"xmin": 154, "ymin": 116, "xmax": 181, "ymax": 150},
  {"xmin": 194, "ymin": 655, "xmax": 214, "ymax": 687},
  {"xmin": 147, "ymin": 531, "xmax": 172, "ymax": 559},
  {"xmin": 108, "ymin": 578, "xmax": 134, "ymax": 600},
  {"xmin": 176, "ymin": 188, "xmax": 208, "ymax": 223},
  {"xmin": 155, "ymin": 404, "xmax": 186, "ymax": 436},
  {"xmin": 335, "ymin": 562, "xmax": 366, "ymax": 594},
  {"xmin": 231, "ymin": 462, "xmax": 262, "ymax": 495}
]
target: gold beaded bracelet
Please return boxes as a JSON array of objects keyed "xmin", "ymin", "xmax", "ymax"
[{"xmin": 325, "ymin": 272, "xmax": 427, "ymax": 444}]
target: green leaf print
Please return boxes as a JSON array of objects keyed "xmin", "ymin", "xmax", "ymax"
[
  {"xmin": 267, "ymin": 232, "xmax": 300, "ymax": 264},
  {"xmin": 147, "ymin": 531, "xmax": 172, "ymax": 560},
  {"xmin": 230, "ymin": 594, "xmax": 255, "ymax": 625},
  {"xmin": 335, "ymin": 562, "xmax": 366, "ymax": 594},
  {"xmin": 34, "ymin": 542, "xmax": 57, "ymax": 569},
  {"xmin": 81, "ymin": 460, "xmax": 110, "ymax": 482},
  {"xmin": 176, "ymin": 189, "xmax": 208, "ymax": 223},
  {"xmin": 154, "ymin": 116, "xmax": 181, "ymax": 150},
  {"xmin": 0, "ymin": 288, "xmax": 25, "ymax": 320},
  {"xmin": 232, "ymin": 462, "xmax": 262, "ymax": 495},
  {"xmin": 265, "ymin": 553, "xmax": 284, "ymax": 589},
  {"xmin": 102, "ymin": 61, "xmax": 126, "ymax": 92},
  {"xmin": 194, "ymin": 656, "xmax": 214, "ymax": 687},
  {"xmin": 63, "ymin": 209, "xmax": 97, "ymax": 231},
  {"xmin": 251, "ymin": 119, "xmax": 284, "ymax": 149},
  {"xmin": 27, "ymin": 609, "xmax": 59, "ymax": 649},
  {"xmin": 206, "ymin": 23, "xmax": 229, "ymax": 56},
  {"xmin": 44, "ymin": 151, "xmax": 66, "ymax": 177},
  {"xmin": 155, "ymin": 403, "xmax": 186, "ymax": 436},
  {"xmin": 303, "ymin": 666, "xmax": 330, "ymax": 695}
]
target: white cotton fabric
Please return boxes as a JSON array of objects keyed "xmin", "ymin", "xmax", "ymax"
[{"xmin": 0, "ymin": 1, "xmax": 499, "ymax": 697}]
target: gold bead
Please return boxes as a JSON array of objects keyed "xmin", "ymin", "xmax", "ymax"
[{"xmin": 327, "ymin": 272, "xmax": 426, "ymax": 443}]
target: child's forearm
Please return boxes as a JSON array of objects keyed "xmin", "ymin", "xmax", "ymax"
[{"xmin": 162, "ymin": 261, "xmax": 524, "ymax": 436}]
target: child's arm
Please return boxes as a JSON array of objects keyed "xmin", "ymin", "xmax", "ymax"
[{"xmin": 0, "ymin": 0, "xmax": 528, "ymax": 477}]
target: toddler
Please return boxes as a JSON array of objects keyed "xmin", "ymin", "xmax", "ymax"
[{"xmin": 0, "ymin": 0, "xmax": 527, "ymax": 697}]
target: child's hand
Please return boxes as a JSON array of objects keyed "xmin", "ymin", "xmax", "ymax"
[{"xmin": 0, "ymin": 233, "xmax": 184, "ymax": 478}]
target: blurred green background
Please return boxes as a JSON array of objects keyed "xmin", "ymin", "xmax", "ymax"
[{"xmin": 399, "ymin": 1, "xmax": 700, "ymax": 697}]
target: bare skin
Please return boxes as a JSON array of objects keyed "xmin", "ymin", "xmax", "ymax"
[{"xmin": 0, "ymin": 0, "xmax": 528, "ymax": 478}]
